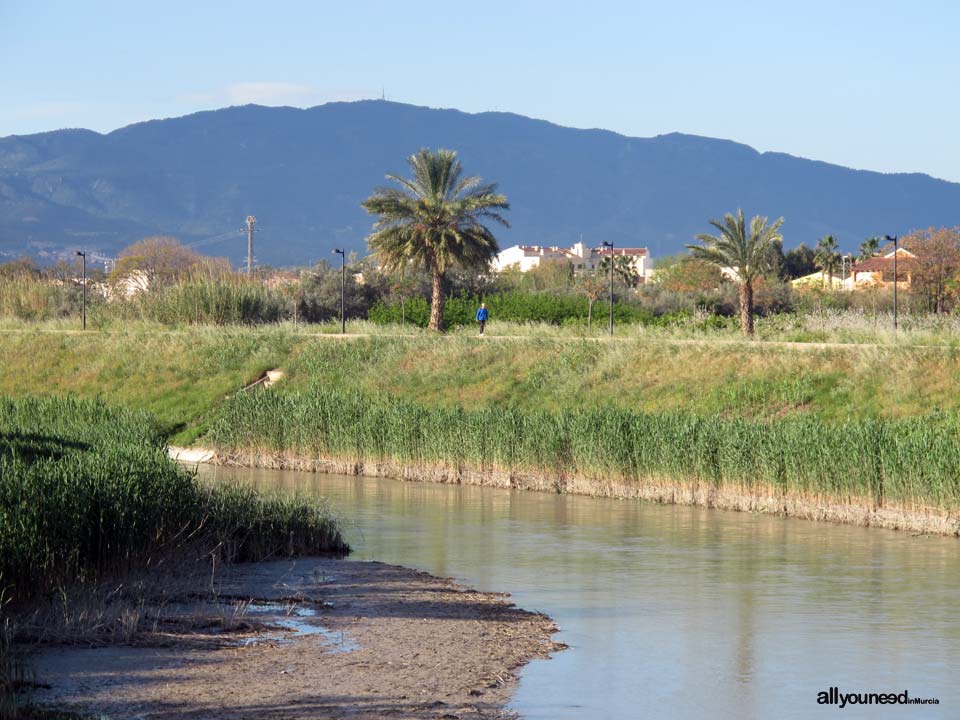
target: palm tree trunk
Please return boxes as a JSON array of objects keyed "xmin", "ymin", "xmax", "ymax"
[
  {"xmin": 429, "ymin": 270, "xmax": 445, "ymax": 332},
  {"xmin": 738, "ymin": 280, "xmax": 754, "ymax": 336}
]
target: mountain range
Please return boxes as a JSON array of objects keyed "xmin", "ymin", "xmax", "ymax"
[{"xmin": 1, "ymin": 100, "xmax": 958, "ymax": 267}]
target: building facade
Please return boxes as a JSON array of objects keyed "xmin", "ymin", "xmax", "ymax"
[{"xmin": 493, "ymin": 241, "xmax": 651, "ymax": 279}]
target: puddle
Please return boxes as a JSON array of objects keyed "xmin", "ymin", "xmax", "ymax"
[{"xmin": 240, "ymin": 602, "xmax": 359, "ymax": 653}]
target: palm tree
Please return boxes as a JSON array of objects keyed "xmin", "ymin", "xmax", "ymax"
[
  {"xmin": 598, "ymin": 254, "xmax": 641, "ymax": 288},
  {"xmin": 858, "ymin": 236, "xmax": 881, "ymax": 261},
  {"xmin": 687, "ymin": 209, "xmax": 784, "ymax": 336},
  {"xmin": 362, "ymin": 149, "xmax": 509, "ymax": 331},
  {"xmin": 814, "ymin": 235, "xmax": 841, "ymax": 288}
]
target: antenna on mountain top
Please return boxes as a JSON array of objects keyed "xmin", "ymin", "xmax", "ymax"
[
  {"xmin": 381, "ymin": 87, "xmax": 386, "ymax": 101},
  {"xmin": 245, "ymin": 215, "xmax": 257, "ymax": 275}
]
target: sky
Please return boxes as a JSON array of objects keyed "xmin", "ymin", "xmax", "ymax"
[{"xmin": 2, "ymin": 0, "xmax": 958, "ymax": 182}]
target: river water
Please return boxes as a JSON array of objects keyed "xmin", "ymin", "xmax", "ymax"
[{"xmin": 199, "ymin": 465, "xmax": 959, "ymax": 719}]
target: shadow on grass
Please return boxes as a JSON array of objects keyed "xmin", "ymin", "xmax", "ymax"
[{"xmin": 0, "ymin": 433, "xmax": 91, "ymax": 465}]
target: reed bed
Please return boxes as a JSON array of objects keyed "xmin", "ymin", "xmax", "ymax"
[
  {"xmin": 0, "ymin": 396, "xmax": 348, "ymax": 609},
  {"xmin": 0, "ymin": 279, "xmax": 82, "ymax": 322},
  {"xmin": 210, "ymin": 388, "xmax": 960, "ymax": 519},
  {"xmin": 103, "ymin": 274, "xmax": 289, "ymax": 325}
]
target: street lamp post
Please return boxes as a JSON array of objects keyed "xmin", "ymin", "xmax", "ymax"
[
  {"xmin": 76, "ymin": 251, "xmax": 86, "ymax": 331},
  {"xmin": 841, "ymin": 254, "xmax": 851, "ymax": 290},
  {"xmin": 333, "ymin": 248, "xmax": 345, "ymax": 334},
  {"xmin": 601, "ymin": 241, "xmax": 614, "ymax": 336},
  {"xmin": 885, "ymin": 235, "xmax": 898, "ymax": 331}
]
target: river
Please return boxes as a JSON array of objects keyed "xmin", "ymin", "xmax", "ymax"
[{"xmin": 199, "ymin": 465, "xmax": 958, "ymax": 719}]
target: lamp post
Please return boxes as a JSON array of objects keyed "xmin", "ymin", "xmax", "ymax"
[
  {"xmin": 75, "ymin": 251, "xmax": 86, "ymax": 331},
  {"xmin": 601, "ymin": 241, "xmax": 614, "ymax": 335},
  {"xmin": 885, "ymin": 235, "xmax": 898, "ymax": 331},
  {"xmin": 841, "ymin": 254, "xmax": 851, "ymax": 290},
  {"xmin": 333, "ymin": 248, "xmax": 345, "ymax": 334}
]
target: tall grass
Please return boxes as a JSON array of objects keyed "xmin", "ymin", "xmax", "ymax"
[
  {"xmin": 0, "ymin": 396, "xmax": 347, "ymax": 609},
  {"xmin": 102, "ymin": 273, "xmax": 290, "ymax": 325},
  {"xmin": 0, "ymin": 396, "xmax": 348, "ymax": 715},
  {"xmin": 0, "ymin": 278, "xmax": 83, "ymax": 321},
  {"xmin": 209, "ymin": 387, "xmax": 960, "ymax": 514}
]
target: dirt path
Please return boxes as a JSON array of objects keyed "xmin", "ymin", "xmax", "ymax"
[
  {"xmin": 28, "ymin": 559, "xmax": 563, "ymax": 719},
  {"xmin": 1, "ymin": 326, "xmax": 955, "ymax": 351}
]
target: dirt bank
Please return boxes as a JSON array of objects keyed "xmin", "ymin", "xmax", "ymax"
[
  {"xmin": 205, "ymin": 450, "xmax": 959, "ymax": 537},
  {"xmin": 27, "ymin": 559, "xmax": 563, "ymax": 719}
]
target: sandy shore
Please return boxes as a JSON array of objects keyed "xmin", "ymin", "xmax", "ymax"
[{"xmin": 28, "ymin": 559, "xmax": 563, "ymax": 719}]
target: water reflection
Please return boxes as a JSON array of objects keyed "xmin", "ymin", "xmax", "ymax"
[{"xmin": 199, "ymin": 465, "xmax": 959, "ymax": 720}]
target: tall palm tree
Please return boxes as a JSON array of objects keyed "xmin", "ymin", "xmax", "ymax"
[
  {"xmin": 687, "ymin": 209, "xmax": 784, "ymax": 336},
  {"xmin": 362, "ymin": 149, "xmax": 509, "ymax": 331},
  {"xmin": 814, "ymin": 235, "xmax": 841, "ymax": 288}
]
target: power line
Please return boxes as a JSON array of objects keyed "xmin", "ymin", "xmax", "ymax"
[{"xmin": 182, "ymin": 229, "xmax": 245, "ymax": 251}]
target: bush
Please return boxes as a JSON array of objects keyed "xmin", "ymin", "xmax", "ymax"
[{"xmin": 369, "ymin": 290, "xmax": 656, "ymax": 327}]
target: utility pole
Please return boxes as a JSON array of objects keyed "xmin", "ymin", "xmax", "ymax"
[
  {"xmin": 601, "ymin": 241, "xmax": 615, "ymax": 336},
  {"xmin": 245, "ymin": 215, "xmax": 257, "ymax": 275},
  {"xmin": 885, "ymin": 235, "xmax": 898, "ymax": 331},
  {"xmin": 333, "ymin": 248, "xmax": 346, "ymax": 334},
  {"xmin": 76, "ymin": 251, "xmax": 86, "ymax": 331}
]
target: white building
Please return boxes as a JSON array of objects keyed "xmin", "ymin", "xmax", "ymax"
[{"xmin": 493, "ymin": 241, "xmax": 651, "ymax": 279}]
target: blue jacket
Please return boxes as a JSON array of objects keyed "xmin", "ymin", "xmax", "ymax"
[{"xmin": 476, "ymin": 307, "xmax": 489, "ymax": 322}]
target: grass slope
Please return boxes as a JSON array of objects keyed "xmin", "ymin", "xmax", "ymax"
[{"xmin": 2, "ymin": 323, "xmax": 959, "ymax": 436}]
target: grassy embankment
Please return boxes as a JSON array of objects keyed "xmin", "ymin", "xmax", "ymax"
[
  {"xmin": 0, "ymin": 395, "xmax": 347, "ymax": 718},
  {"xmin": 2, "ymin": 323, "xmax": 960, "ymax": 534}
]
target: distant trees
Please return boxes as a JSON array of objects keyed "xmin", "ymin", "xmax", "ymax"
[
  {"xmin": 903, "ymin": 227, "xmax": 960, "ymax": 313},
  {"xmin": 782, "ymin": 243, "xmax": 817, "ymax": 279},
  {"xmin": 362, "ymin": 148, "xmax": 509, "ymax": 331},
  {"xmin": 688, "ymin": 209, "xmax": 784, "ymax": 336},
  {"xmin": 814, "ymin": 235, "xmax": 841, "ymax": 288},
  {"xmin": 598, "ymin": 255, "xmax": 641, "ymax": 288},
  {"xmin": 111, "ymin": 237, "xmax": 227, "ymax": 287},
  {"xmin": 858, "ymin": 236, "xmax": 881, "ymax": 260},
  {"xmin": 654, "ymin": 255, "xmax": 723, "ymax": 292}
]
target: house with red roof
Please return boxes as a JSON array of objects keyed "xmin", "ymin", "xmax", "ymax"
[{"xmin": 492, "ymin": 241, "xmax": 651, "ymax": 279}]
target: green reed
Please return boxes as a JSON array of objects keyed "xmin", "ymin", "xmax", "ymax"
[
  {"xmin": 0, "ymin": 396, "xmax": 348, "ymax": 609},
  {"xmin": 210, "ymin": 387, "xmax": 960, "ymax": 511}
]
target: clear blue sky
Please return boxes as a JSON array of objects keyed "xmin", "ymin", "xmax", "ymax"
[{"xmin": 3, "ymin": 0, "xmax": 958, "ymax": 181}]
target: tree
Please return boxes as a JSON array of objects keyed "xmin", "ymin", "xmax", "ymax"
[
  {"xmin": 654, "ymin": 255, "xmax": 722, "ymax": 292},
  {"xmin": 577, "ymin": 275, "xmax": 606, "ymax": 327},
  {"xmin": 858, "ymin": 236, "xmax": 881, "ymax": 261},
  {"xmin": 687, "ymin": 209, "xmax": 784, "ymax": 336},
  {"xmin": 904, "ymin": 227, "xmax": 960, "ymax": 313},
  {"xmin": 598, "ymin": 254, "xmax": 641, "ymax": 288},
  {"xmin": 111, "ymin": 236, "xmax": 226, "ymax": 287},
  {"xmin": 362, "ymin": 148, "xmax": 509, "ymax": 331},
  {"xmin": 782, "ymin": 243, "xmax": 817, "ymax": 279},
  {"xmin": 813, "ymin": 235, "xmax": 841, "ymax": 288}
]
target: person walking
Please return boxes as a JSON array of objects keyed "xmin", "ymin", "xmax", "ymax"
[{"xmin": 475, "ymin": 303, "xmax": 489, "ymax": 336}]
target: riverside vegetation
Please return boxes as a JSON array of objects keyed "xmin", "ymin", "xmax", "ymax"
[
  {"xmin": 208, "ymin": 386, "xmax": 960, "ymax": 534},
  {"xmin": 0, "ymin": 396, "xmax": 347, "ymax": 718},
  {"xmin": 2, "ymin": 326, "xmax": 960, "ymax": 528}
]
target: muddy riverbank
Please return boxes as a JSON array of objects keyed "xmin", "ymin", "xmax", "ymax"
[{"xmin": 28, "ymin": 558, "xmax": 563, "ymax": 719}]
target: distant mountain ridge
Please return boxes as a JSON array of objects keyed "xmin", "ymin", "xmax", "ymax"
[{"xmin": 1, "ymin": 100, "xmax": 958, "ymax": 266}]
